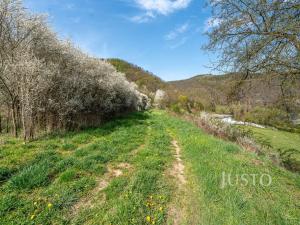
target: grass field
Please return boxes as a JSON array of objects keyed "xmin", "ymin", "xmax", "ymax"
[
  {"xmin": 0, "ymin": 111, "xmax": 299, "ymax": 224},
  {"xmin": 241, "ymin": 126, "xmax": 300, "ymax": 166},
  {"xmin": 245, "ymin": 126, "xmax": 300, "ymax": 152}
]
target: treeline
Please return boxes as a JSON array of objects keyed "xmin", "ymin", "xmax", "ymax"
[{"xmin": 0, "ymin": 0, "xmax": 149, "ymax": 141}]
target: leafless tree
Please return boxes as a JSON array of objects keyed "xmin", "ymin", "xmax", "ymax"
[{"xmin": 205, "ymin": 0, "xmax": 300, "ymax": 117}]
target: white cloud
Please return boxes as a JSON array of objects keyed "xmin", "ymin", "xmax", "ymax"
[
  {"xmin": 135, "ymin": 0, "xmax": 192, "ymax": 15},
  {"xmin": 170, "ymin": 36, "xmax": 188, "ymax": 49},
  {"xmin": 130, "ymin": 11, "xmax": 155, "ymax": 23},
  {"xmin": 130, "ymin": 0, "xmax": 192, "ymax": 22},
  {"xmin": 165, "ymin": 22, "xmax": 189, "ymax": 40},
  {"xmin": 204, "ymin": 17, "xmax": 222, "ymax": 31}
]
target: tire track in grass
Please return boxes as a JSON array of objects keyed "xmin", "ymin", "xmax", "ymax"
[
  {"xmin": 71, "ymin": 162, "xmax": 133, "ymax": 217},
  {"xmin": 69, "ymin": 135, "xmax": 147, "ymax": 219}
]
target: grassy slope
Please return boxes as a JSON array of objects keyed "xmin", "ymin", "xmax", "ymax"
[
  {"xmin": 243, "ymin": 126, "xmax": 300, "ymax": 161},
  {"xmin": 165, "ymin": 116, "xmax": 300, "ymax": 225},
  {"xmin": 248, "ymin": 127, "xmax": 300, "ymax": 151},
  {"xmin": 0, "ymin": 111, "xmax": 299, "ymax": 225}
]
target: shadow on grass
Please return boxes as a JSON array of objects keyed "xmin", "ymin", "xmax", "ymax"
[{"xmin": 39, "ymin": 111, "xmax": 151, "ymax": 141}]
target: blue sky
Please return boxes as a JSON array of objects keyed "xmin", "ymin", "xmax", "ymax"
[{"xmin": 24, "ymin": 0, "xmax": 216, "ymax": 81}]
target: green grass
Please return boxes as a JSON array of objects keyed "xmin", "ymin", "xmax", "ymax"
[
  {"xmin": 0, "ymin": 111, "xmax": 299, "ymax": 224},
  {"xmin": 245, "ymin": 126, "xmax": 300, "ymax": 154},
  {"xmin": 163, "ymin": 115, "xmax": 300, "ymax": 225},
  {"xmin": 240, "ymin": 126, "xmax": 300, "ymax": 171}
]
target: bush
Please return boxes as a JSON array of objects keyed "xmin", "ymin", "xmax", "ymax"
[
  {"xmin": 0, "ymin": 0, "xmax": 150, "ymax": 140},
  {"xmin": 170, "ymin": 104, "xmax": 184, "ymax": 114}
]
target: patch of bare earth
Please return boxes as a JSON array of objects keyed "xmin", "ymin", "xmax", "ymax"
[
  {"xmin": 171, "ymin": 140, "xmax": 187, "ymax": 185},
  {"xmin": 167, "ymin": 139, "xmax": 187, "ymax": 225},
  {"xmin": 71, "ymin": 163, "xmax": 132, "ymax": 216}
]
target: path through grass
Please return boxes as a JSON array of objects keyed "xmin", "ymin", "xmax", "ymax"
[{"xmin": 0, "ymin": 111, "xmax": 299, "ymax": 224}]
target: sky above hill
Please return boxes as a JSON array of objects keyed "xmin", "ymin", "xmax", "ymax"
[{"xmin": 24, "ymin": 0, "xmax": 216, "ymax": 81}]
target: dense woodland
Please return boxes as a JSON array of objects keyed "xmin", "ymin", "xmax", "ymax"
[{"xmin": 0, "ymin": 0, "xmax": 148, "ymax": 141}]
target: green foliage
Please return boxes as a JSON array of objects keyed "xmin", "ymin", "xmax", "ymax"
[
  {"xmin": 8, "ymin": 163, "xmax": 51, "ymax": 190},
  {"xmin": 243, "ymin": 106, "xmax": 290, "ymax": 128},
  {"xmin": 0, "ymin": 194, "xmax": 22, "ymax": 217},
  {"xmin": 108, "ymin": 58, "xmax": 166, "ymax": 94},
  {"xmin": 61, "ymin": 143, "xmax": 76, "ymax": 151},
  {"xmin": 244, "ymin": 126, "xmax": 300, "ymax": 172},
  {"xmin": 170, "ymin": 103, "xmax": 184, "ymax": 114},
  {"xmin": 163, "ymin": 113, "xmax": 300, "ymax": 225},
  {"xmin": 0, "ymin": 167, "xmax": 14, "ymax": 183},
  {"xmin": 58, "ymin": 169, "xmax": 78, "ymax": 183},
  {"xmin": 0, "ymin": 111, "xmax": 299, "ymax": 225}
]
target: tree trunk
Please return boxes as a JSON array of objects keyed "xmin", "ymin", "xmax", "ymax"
[
  {"xmin": 279, "ymin": 76, "xmax": 292, "ymax": 121},
  {"xmin": 21, "ymin": 105, "xmax": 27, "ymax": 141},
  {"xmin": 11, "ymin": 103, "xmax": 18, "ymax": 137},
  {"xmin": 6, "ymin": 110, "xmax": 9, "ymax": 133},
  {"xmin": 0, "ymin": 114, "xmax": 2, "ymax": 133}
]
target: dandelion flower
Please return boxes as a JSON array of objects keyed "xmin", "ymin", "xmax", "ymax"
[
  {"xmin": 47, "ymin": 203, "xmax": 53, "ymax": 208},
  {"xmin": 146, "ymin": 216, "xmax": 151, "ymax": 223}
]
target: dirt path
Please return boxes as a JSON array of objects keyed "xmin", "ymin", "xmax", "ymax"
[
  {"xmin": 171, "ymin": 140, "xmax": 187, "ymax": 185},
  {"xmin": 70, "ymin": 141, "xmax": 146, "ymax": 218},
  {"xmin": 71, "ymin": 163, "xmax": 132, "ymax": 216},
  {"xmin": 167, "ymin": 139, "xmax": 187, "ymax": 225}
]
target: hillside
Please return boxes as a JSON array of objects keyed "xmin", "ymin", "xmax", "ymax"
[
  {"xmin": 0, "ymin": 110, "xmax": 299, "ymax": 224},
  {"xmin": 107, "ymin": 59, "xmax": 300, "ymax": 128},
  {"xmin": 108, "ymin": 59, "xmax": 300, "ymax": 110},
  {"xmin": 169, "ymin": 73, "xmax": 300, "ymax": 108},
  {"xmin": 108, "ymin": 59, "xmax": 166, "ymax": 94}
]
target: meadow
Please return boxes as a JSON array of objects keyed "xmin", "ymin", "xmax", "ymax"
[{"xmin": 0, "ymin": 111, "xmax": 299, "ymax": 225}]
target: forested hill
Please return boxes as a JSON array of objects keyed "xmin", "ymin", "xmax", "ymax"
[
  {"xmin": 169, "ymin": 73, "xmax": 300, "ymax": 107},
  {"xmin": 108, "ymin": 58, "xmax": 300, "ymax": 110},
  {"xmin": 108, "ymin": 59, "xmax": 166, "ymax": 93}
]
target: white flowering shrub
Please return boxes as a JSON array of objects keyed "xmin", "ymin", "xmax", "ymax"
[{"xmin": 0, "ymin": 0, "xmax": 148, "ymax": 140}]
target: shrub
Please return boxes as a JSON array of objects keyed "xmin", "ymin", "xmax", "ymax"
[
  {"xmin": 0, "ymin": 0, "xmax": 149, "ymax": 140},
  {"xmin": 170, "ymin": 104, "xmax": 183, "ymax": 114}
]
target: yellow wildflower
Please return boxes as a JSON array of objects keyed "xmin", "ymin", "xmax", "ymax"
[
  {"xmin": 47, "ymin": 203, "xmax": 53, "ymax": 208},
  {"xmin": 159, "ymin": 206, "xmax": 163, "ymax": 212},
  {"xmin": 30, "ymin": 214, "xmax": 35, "ymax": 220},
  {"xmin": 146, "ymin": 216, "xmax": 151, "ymax": 223}
]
